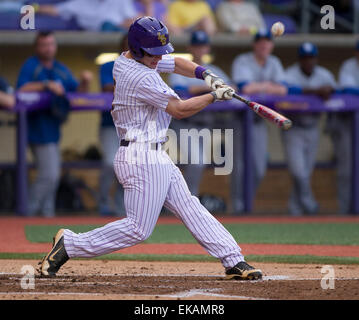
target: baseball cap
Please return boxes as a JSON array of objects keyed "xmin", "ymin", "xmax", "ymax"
[
  {"xmin": 190, "ymin": 30, "xmax": 210, "ymax": 46},
  {"xmin": 254, "ymin": 29, "xmax": 273, "ymax": 42},
  {"xmin": 298, "ymin": 42, "xmax": 318, "ymax": 57}
]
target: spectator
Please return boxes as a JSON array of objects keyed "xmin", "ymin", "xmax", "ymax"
[
  {"xmin": 216, "ymin": 0, "xmax": 266, "ymax": 35},
  {"xmin": 134, "ymin": 0, "xmax": 167, "ymax": 21},
  {"xmin": 327, "ymin": 41, "xmax": 359, "ymax": 214},
  {"xmin": 0, "ymin": 76, "xmax": 15, "ymax": 109},
  {"xmin": 168, "ymin": 0, "xmax": 217, "ymax": 35},
  {"xmin": 283, "ymin": 42, "xmax": 336, "ymax": 216},
  {"xmin": 34, "ymin": 0, "xmax": 138, "ymax": 32},
  {"xmin": 168, "ymin": 30, "xmax": 236, "ymax": 201},
  {"xmin": 97, "ymin": 35, "xmax": 127, "ymax": 217},
  {"xmin": 17, "ymin": 31, "xmax": 92, "ymax": 217},
  {"xmin": 231, "ymin": 29, "xmax": 287, "ymax": 213}
]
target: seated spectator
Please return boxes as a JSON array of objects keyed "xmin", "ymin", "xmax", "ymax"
[
  {"xmin": 0, "ymin": 76, "xmax": 15, "ymax": 109},
  {"xmin": 283, "ymin": 42, "xmax": 336, "ymax": 216},
  {"xmin": 33, "ymin": 0, "xmax": 139, "ymax": 31},
  {"xmin": 17, "ymin": 31, "xmax": 93, "ymax": 217},
  {"xmin": 168, "ymin": 0, "xmax": 217, "ymax": 35},
  {"xmin": 216, "ymin": 0, "xmax": 266, "ymax": 35}
]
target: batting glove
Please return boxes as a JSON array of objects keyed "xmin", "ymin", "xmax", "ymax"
[
  {"xmin": 203, "ymin": 69, "xmax": 225, "ymax": 90},
  {"xmin": 210, "ymin": 85, "xmax": 235, "ymax": 102}
]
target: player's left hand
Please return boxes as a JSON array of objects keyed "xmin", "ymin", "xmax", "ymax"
[{"xmin": 203, "ymin": 69, "xmax": 224, "ymax": 90}]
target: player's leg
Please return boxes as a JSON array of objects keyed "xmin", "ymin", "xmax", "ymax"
[
  {"xmin": 39, "ymin": 149, "xmax": 172, "ymax": 276},
  {"xmin": 330, "ymin": 115, "xmax": 352, "ymax": 214},
  {"xmin": 98, "ymin": 127, "xmax": 124, "ymax": 216},
  {"xmin": 28, "ymin": 143, "xmax": 60, "ymax": 217},
  {"xmin": 163, "ymin": 158, "xmax": 262, "ymax": 279},
  {"xmin": 251, "ymin": 119, "xmax": 268, "ymax": 194},
  {"xmin": 302, "ymin": 125, "xmax": 320, "ymax": 214},
  {"xmin": 282, "ymin": 127, "xmax": 308, "ymax": 215}
]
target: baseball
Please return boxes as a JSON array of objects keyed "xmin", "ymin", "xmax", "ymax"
[{"xmin": 271, "ymin": 22, "xmax": 285, "ymax": 37}]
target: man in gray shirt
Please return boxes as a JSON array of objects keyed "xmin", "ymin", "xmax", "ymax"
[
  {"xmin": 284, "ymin": 42, "xmax": 336, "ymax": 215},
  {"xmin": 231, "ymin": 29, "xmax": 287, "ymax": 213}
]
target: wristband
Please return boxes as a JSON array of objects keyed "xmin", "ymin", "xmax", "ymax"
[
  {"xmin": 195, "ymin": 66, "xmax": 206, "ymax": 80},
  {"xmin": 210, "ymin": 91, "xmax": 217, "ymax": 102}
]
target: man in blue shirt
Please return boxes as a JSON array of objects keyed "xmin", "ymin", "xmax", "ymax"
[
  {"xmin": 17, "ymin": 31, "xmax": 92, "ymax": 217},
  {"xmin": 97, "ymin": 36, "xmax": 127, "ymax": 216}
]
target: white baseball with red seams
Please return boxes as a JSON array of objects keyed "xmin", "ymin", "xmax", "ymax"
[{"xmin": 62, "ymin": 53, "xmax": 245, "ymax": 268}]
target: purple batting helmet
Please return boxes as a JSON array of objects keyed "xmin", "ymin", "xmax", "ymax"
[{"xmin": 128, "ymin": 16, "xmax": 174, "ymax": 60}]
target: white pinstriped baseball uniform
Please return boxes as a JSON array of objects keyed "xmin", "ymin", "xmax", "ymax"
[{"xmin": 63, "ymin": 53, "xmax": 244, "ymax": 268}]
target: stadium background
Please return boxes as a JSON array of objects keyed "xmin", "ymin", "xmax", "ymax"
[{"xmin": 0, "ymin": 0, "xmax": 359, "ymax": 301}]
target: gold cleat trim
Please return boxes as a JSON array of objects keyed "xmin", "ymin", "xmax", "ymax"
[{"xmin": 225, "ymin": 269, "xmax": 263, "ymax": 280}]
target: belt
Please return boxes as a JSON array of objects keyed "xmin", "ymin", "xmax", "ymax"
[{"xmin": 120, "ymin": 139, "xmax": 162, "ymax": 150}]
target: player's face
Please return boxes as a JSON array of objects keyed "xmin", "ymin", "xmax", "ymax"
[
  {"xmin": 189, "ymin": 45, "xmax": 210, "ymax": 64},
  {"xmin": 141, "ymin": 52, "xmax": 163, "ymax": 69},
  {"xmin": 35, "ymin": 35, "xmax": 57, "ymax": 61},
  {"xmin": 299, "ymin": 56, "xmax": 317, "ymax": 76},
  {"xmin": 253, "ymin": 38, "xmax": 274, "ymax": 60}
]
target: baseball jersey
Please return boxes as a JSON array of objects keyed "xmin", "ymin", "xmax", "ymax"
[
  {"xmin": 285, "ymin": 63, "xmax": 337, "ymax": 127},
  {"xmin": 111, "ymin": 53, "xmax": 179, "ymax": 143},
  {"xmin": 231, "ymin": 52, "xmax": 286, "ymax": 88},
  {"xmin": 339, "ymin": 57, "xmax": 359, "ymax": 91}
]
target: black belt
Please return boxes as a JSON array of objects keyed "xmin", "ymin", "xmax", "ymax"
[{"xmin": 120, "ymin": 139, "xmax": 162, "ymax": 150}]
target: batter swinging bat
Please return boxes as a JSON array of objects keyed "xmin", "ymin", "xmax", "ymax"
[{"xmin": 233, "ymin": 93, "xmax": 292, "ymax": 130}]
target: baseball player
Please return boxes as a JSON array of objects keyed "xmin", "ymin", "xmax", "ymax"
[
  {"xmin": 39, "ymin": 16, "xmax": 262, "ymax": 280},
  {"xmin": 327, "ymin": 41, "xmax": 359, "ymax": 214},
  {"xmin": 231, "ymin": 29, "xmax": 287, "ymax": 213},
  {"xmin": 283, "ymin": 42, "xmax": 336, "ymax": 215}
]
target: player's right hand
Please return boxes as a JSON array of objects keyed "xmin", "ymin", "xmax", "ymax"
[{"xmin": 211, "ymin": 85, "xmax": 235, "ymax": 102}]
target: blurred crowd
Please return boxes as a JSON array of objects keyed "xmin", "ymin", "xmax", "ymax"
[{"xmin": 0, "ymin": 0, "xmax": 355, "ymax": 34}]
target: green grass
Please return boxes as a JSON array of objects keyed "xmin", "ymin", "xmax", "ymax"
[
  {"xmin": 25, "ymin": 223, "xmax": 359, "ymax": 245},
  {"xmin": 1, "ymin": 252, "xmax": 359, "ymax": 265}
]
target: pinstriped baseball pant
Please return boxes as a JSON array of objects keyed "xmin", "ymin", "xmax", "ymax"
[{"xmin": 63, "ymin": 146, "xmax": 244, "ymax": 268}]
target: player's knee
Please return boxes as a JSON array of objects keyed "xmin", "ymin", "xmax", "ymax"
[{"xmin": 132, "ymin": 227, "xmax": 151, "ymax": 242}]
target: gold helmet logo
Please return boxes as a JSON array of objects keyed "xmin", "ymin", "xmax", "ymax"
[{"xmin": 157, "ymin": 32, "xmax": 167, "ymax": 46}]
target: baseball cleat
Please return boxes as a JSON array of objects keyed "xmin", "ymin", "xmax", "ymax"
[
  {"xmin": 38, "ymin": 229, "xmax": 69, "ymax": 277},
  {"xmin": 225, "ymin": 261, "xmax": 262, "ymax": 280}
]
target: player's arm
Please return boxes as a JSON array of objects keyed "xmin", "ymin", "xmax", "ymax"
[
  {"xmin": 173, "ymin": 57, "xmax": 225, "ymax": 90},
  {"xmin": 0, "ymin": 91, "xmax": 15, "ymax": 109},
  {"xmin": 166, "ymin": 86, "xmax": 234, "ymax": 119}
]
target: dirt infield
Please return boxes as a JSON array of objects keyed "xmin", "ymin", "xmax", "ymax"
[{"xmin": 0, "ymin": 260, "xmax": 359, "ymax": 300}]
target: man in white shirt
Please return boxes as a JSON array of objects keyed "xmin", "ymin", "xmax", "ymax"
[{"xmin": 35, "ymin": 0, "xmax": 138, "ymax": 31}]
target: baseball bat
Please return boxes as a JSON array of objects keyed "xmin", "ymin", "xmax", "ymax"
[{"xmin": 233, "ymin": 93, "xmax": 292, "ymax": 130}]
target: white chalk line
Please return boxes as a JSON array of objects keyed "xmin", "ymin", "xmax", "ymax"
[{"xmin": 0, "ymin": 290, "xmax": 269, "ymax": 300}]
